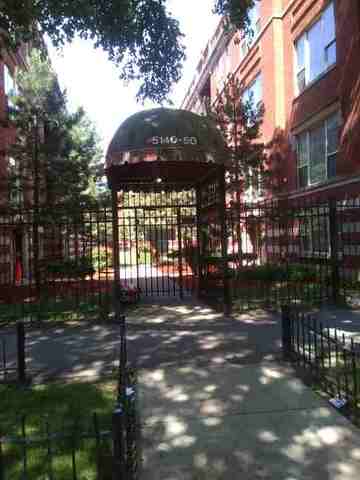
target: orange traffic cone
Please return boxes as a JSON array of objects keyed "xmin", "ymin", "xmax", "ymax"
[{"xmin": 15, "ymin": 257, "xmax": 22, "ymax": 284}]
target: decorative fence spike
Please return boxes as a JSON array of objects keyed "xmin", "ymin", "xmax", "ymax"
[{"xmin": 283, "ymin": 307, "xmax": 360, "ymax": 420}]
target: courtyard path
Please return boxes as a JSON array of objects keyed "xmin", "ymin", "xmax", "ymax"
[{"xmin": 3, "ymin": 300, "xmax": 360, "ymax": 478}]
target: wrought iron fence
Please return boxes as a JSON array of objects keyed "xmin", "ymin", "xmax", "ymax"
[
  {"xmin": 0, "ymin": 322, "xmax": 26, "ymax": 384},
  {"xmin": 114, "ymin": 306, "xmax": 140, "ymax": 479},
  {"xmin": 1, "ymin": 195, "xmax": 359, "ymax": 317},
  {"xmin": 0, "ymin": 207, "xmax": 114, "ymax": 324},
  {"xmin": 0, "ymin": 409, "xmax": 139, "ymax": 480},
  {"xmin": 282, "ymin": 306, "xmax": 360, "ymax": 417},
  {"xmin": 0, "ymin": 313, "xmax": 140, "ymax": 479},
  {"xmin": 224, "ymin": 196, "xmax": 360, "ymax": 310}
]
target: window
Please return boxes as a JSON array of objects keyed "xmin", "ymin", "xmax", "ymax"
[
  {"xmin": 243, "ymin": 74, "xmax": 262, "ymax": 108},
  {"xmin": 296, "ymin": 111, "xmax": 340, "ymax": 188},
  {"xmin": 214, "ymin": 47, "xmax": 231, "ymax": 88},
  {"xmin": 8, "ymin": 157, "xmax": 23, "ymax": 206},
  {"xmin": 295, "ymin": 2, "xmax": 336, "ymax": 93},
  {"xmin": 299, "ymin": 213, "xmax": 330, "ymax": 257},
  {"xmin": 4, "ymin": 64, "xmax": 17, "ymax": 111},
  {"xmin": 240, "ymin": 1, "xmax": 261, "ymax": 56},
  {"xmin": 4, "ymin": 64, "xmax": 17, "ymax": 96},
  {"xmin": 248, "ymin": 1, "xmax": 261, "ymax": 38}
]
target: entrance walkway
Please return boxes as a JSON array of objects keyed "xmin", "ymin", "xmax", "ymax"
[
  {"xmin": 3, "ymin": 301, "xmax": 360, "ymax": 478},
  {"xmin": 131, "ymin": 302, "xmax": 360, "ymax": 480},
  {"xmin": 140, "ymin": 362, "xmax": 360, "ymax": 479}
]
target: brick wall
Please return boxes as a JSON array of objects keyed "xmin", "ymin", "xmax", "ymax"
[{"xmin": 183, "ymin": 0, "xmax": 360, "ymax": 202}]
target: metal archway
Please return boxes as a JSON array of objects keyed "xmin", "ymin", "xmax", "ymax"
[{"xmin": 106, "ymin": 108, "xmax": 231, "ymax": 311}]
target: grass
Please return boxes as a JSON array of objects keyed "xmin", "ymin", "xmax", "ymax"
[
  {"xmin": 0, "ymin": 294, "xmax": 114, "ymax": 325},
  {"xmin": 0, "ymin": 380, "xmax": 118, "ymax": 479}
]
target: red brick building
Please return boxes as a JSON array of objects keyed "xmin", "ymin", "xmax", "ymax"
[
  {"xmin": 0, "ymin": 44, "xmax": 30, "ymax": 284},
  {"xmin": 0, "ymin": 44, "xmax": 29, "ymax": 207},
  {"xmin": 181, "ymin": 0, "xmax": 360, "ymax": 202}
]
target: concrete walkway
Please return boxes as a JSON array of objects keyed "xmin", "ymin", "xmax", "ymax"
[
  {"xmin": 130, "ymin": 302, "xmax": 360, "ymax": 480},
  {"xmin": 2, "ymin": 300, "xmax": 360, "ymax": 478},
  {"xmin": 140, "ymin": 362, "xmax": 360, "ymax": 479}
]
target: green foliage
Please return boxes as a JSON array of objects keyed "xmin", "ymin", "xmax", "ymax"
[
  {"xmin": 213, "ymin": 0, "xmax": 255, "ymax": 33},
  {"xmin": 118, "ymin": 247, "xmax": 152, "ymax": 266},
  {"xmin": 0, "ymin": 1, "xmax": 255, "ymax": 103},
  {"xmin": 91, "ymin": 247, "xmax": 113, "ymax": 271},
  {"xmin": 0, "ymin": 381, "xmax": 116, "ymax": 479},
  {"xmin": 0, "ymin": 296, "xmax": 113, "ymax": 325},
  {"xmin": 234, "ymin": 264, "xmax": 319, "ymax": 283},
  {"xmin": 0, "ymin": 0, "xmax": 186, "ymax": 103},
  {"xmin": 46, "ymin": 257, "xmax": 95, "ymax": 278},
  {"xmin": 287, "ymin": 264, "xmax": 318, "ymax": 283},
  {"xmin": 8, "ymin": 50, "xmax": 103, "ymax": 211},
  {"xmin": 235, "ymin": 265, "xmax": 285, "ymax": 282},
  {"xmin": 208, "ymin": 75, "xmax": 269, "ymax": 199},
  {"xmin": 169, "ymin": 244, "xmax": 199, "ymax": 273}
]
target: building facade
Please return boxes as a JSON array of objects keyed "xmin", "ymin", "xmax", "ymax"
[
  {"xmin": 0, "ymin": 44, "xmax": 30, "ymax": 285},
  {"xmin": 0, "ymin": 44, "xmax": 29, "ymax": 206},
  {"xmin": 181, "ymin": 0, "xmax": 360, "ymax": 202}
]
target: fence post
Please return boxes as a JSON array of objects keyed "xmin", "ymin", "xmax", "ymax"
[
  {"xmin": 281, "ymin": 305, "xmax": 292, "ymax": 360},
  {"xmin": 112, "ymin": 406, "xmax": 126, "ymax": 480},
  {"xmin": 0, "ymin": 438, "xmax": 4, "ymax": 480},
  {"xmin": 329, "ymin": 198, "xmax": 340, "ymax": 304},
  {"xmin": 17, "ymin": 321, "xmax": 26, "ymax": 384},
  {"xmin": 218, "ymin": 165, "xmax": 231, "ymax": 315}
]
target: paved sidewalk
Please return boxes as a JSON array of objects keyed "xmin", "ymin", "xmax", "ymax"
[
  {"xmin": 1, "ymin": 300, "xmax": 282, "ymax": 381},
  {"xmin": 3, "ymin": 300, "xmax": 360, "ymax": 478},
  {"xmin": 139, "ymin": 361, "xmax": 360, "ymax": 480}
]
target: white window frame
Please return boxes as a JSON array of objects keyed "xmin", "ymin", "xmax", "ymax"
[
  {"xmin": 294, "ymin": 2, "xmax": 336, "ymax": 95},
  {"xmin": 296, "ymin": 112, "xmax": 340, "ymax": 189}
]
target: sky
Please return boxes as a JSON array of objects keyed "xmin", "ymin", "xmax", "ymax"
[{"xmin": 47, "ymin": 0, "xmax": 220, "ymax": 156}]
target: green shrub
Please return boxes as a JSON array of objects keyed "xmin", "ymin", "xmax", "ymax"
[
  {"xmin": 287, "ymin": 264, "xmax": 318, "ymax": 282},
  {"xmin": 46, "ymin": 257, "xmax": 95, "ymax": 278},
  {"xmin": 92, "ymin": 248, "xmax": 113, "ymax": 270},
  {"xmin": 234, "ymin": 264, "xmax": 319, "ymax": 283}
]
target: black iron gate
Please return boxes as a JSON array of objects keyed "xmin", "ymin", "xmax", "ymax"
[{"xmin": 115, "ymin": 189, "xmax": 198, "ymax": 298}]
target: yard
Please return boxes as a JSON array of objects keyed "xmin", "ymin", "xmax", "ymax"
[{"xmin": 0, "ymin": 380, "xmax": 117, "ymax": 479}]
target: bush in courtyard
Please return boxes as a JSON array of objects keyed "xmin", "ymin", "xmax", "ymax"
[{"xmin": 46, "ymin": 257, "xmax": 95, "ymax": 279}]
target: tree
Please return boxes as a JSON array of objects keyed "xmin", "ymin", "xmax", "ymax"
[
  {"xmin": 207, "ymin": 74, "xmax": 269, "ymax": 264},
  {"xmin": 213, "ymin": 0, "xmax": 256, "ymax": 33},
  {"xmin": 8, "ymin": 50, "xmax": 102, "ymax": 213},
  {"xmin": 0, "ymin": 0, "xmax": 254, "ymax": 103},
  {"xmin": 208, "ymin": 75, "xmax": 268, "ymax": 204},
  {"xmin": 8, "ymin": 50, "xmax": 103, "ymax": 289},
  {"xmin": 0, "ymin": 0, "xmax": 186, "ymax": 103}
]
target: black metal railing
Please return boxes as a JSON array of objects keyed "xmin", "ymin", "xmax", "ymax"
[
  {"xmin": 222, "ymin": 196, "xmax": 360, "ymax": 310},
  {"xmin": 282, "ymin": 305, "xmax": 360, "ymax": 417},
  {"xmin": 0, "ymin": 207, "xmax": 114, "ymax": 325},
  {"xmin": 0, "ymin": 313, "xmax": 140, "ymax": 479},
  {"xmin": 113, "ymin": 308, "xmax": 140, "ymax": 479},
  {"xmin": 0, "ymin": 322, "xmax": 26, "ymax": 384},
  {"xmin": 1, "ymin": 195, "xmax": 359, "ymax": 317}
]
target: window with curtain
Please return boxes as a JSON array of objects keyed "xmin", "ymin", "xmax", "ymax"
[
  {"xmin": 296, "ymin": 111, "xmax": 340, "ymax": 188},
  {"xmin": 295, "ymin": 2, "xmax": 336, "ymax": 93}
]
